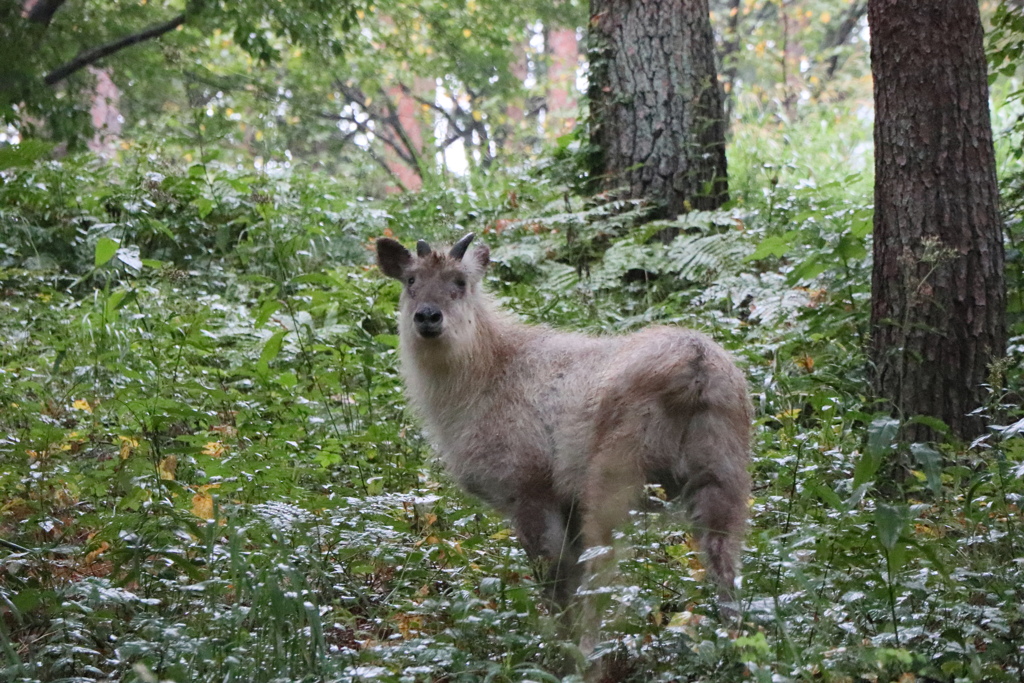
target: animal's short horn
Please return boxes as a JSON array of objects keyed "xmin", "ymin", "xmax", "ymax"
[
  {"xmin": 416, "ymin": 240, "xmax": 432, "ymax": 257},
  {"xmin": 449, "ymin": 233, "xmax": 475, "ymax": 261}
]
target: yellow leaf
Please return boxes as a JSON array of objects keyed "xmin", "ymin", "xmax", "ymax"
[
  {"xmin": 85, "ymin": 541, "xmax": 110, "ymax": 565},
  {"xmin": 463, "ymin": 28, "xmax": 472, "ymax": 38},
  {"xmin": 191, "ymin": 483, "xmax": 221, "ymax": 520},
  {"xmin": 158, "ymin": 455, "xmax": 177, "ymax": 481},
  {"xmin": 192, "ymin": 492, "xmax": 214, "ymax": 520},
  {"xmin": 202, "ymin": 441, "xmax": 226, "ymax": 458},
  {"xmin": 471, "ymin": 110, "xmax": 482, "ymax": 122},
  {"xmin": 356, "ymin": 8, "xmax": 365, "ymax": 19},
  {"xmin": 73, "ymin": 399, "xmax": 93, "ymax": 413},
  {"xmin": 119, "ymin": 436, "xmax": 138, "ymax": 460},
  {"xmin": 820, "ymin": 11, "xmax": 832, "ymax": 23}
]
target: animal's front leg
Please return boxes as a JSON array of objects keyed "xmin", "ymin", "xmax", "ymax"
[{"xmin": 511, "ymin": 496, "xmax": 583, "ymax": 608}]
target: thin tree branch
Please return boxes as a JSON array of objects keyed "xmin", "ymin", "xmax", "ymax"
[
  {"xmin": 720, "ymin": 0, "xmax": 742, "ymax": 123},
  {"xmin": 332, "ymin": 83, "xmax": 427, "ymax": 171},
  {"xmin": 821, "ymin": 1, "xmax": 868, "ymax": 80},
  {"xmin": 379, "ymin": 91, "xmax": 425, "ymax": 178},
  {"xmin": 44, "ymin": 12, "xmax": 186, "ymax": 86},
  {"xmin": 363, "ymin": 146, "xmax": 409, "ymax": 192},
  {"xmin": 323, "ymin": 110, "xmax": 417, "ymax": 167}
]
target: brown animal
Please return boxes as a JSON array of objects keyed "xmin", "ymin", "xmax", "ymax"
[{"xmin": 376, "ymin": 233, "xmax": 751, "ymax": 614}]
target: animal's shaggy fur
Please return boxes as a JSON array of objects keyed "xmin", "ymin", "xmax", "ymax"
[{"xmin": 377, "ymin": 234, "xmax": 751, "ymax": 610}]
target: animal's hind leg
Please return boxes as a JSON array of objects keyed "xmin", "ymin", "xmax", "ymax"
[
  {"xmin": 576, "ymin": 430, "xmax": 646, "ymax": 653},
  {"xmin": 580, "ymin": 433, "xmax": 645, "ymax": 580}
]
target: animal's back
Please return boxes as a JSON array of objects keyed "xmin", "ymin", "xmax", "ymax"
[{"xmin": 483, "ymin": 324, "xmax": 750, "ymax": 504}]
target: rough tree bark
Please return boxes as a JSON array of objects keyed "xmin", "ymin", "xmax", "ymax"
[
  {"xmin": 588, "ymin": 0, "xmax": 728, "ymax": 215},
  {"xmin": 869, "ymin": 0, "xmax": 1006, "ymax": 441}
]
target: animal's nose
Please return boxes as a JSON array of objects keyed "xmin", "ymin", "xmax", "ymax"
[{"xmin": 414, "ymin": 305, "xmax": 443, "ymax": 326}]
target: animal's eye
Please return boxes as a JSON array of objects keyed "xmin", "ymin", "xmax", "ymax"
[
  {"xmin": 407, "ymin": 276, "xmax": 415, "ymax": 286},
  {"xmin": 454, "ymin": 277, "xmax": 467, "ymax": 289}
]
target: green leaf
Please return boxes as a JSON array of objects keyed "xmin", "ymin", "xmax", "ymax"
[
  {"xmin": 910, "ymin": 443, "xmax": 943, "ymax": 495},
  {"xmin": 834, "ymin": 233, "xmax": 867, "ymax": 262},
  {"xmin": 0, "ymin": 139, "xmax": 54, "ymax": 169},
  {"xmin": 195, "ymin": 197, "xmax": 215, "ymax": 219},
  {"xmin": 789, "ymin": 257, "xmax": 826, "ymax": 283},
  {"xmin": 292, "ymin": 273, "xmax": 334, "ymax": 286},
  {"xmin": 875, "ymin": 502, "xmax": 910, "ymax": 551},
  {"xmin": 105, "ymin": 289, "xmax": 136, "ymax": 318},
  {"xmin": 853, "ymin": 450, "xmax": 882, "ymax": 490},
  {"xmin": 257, "ymin": 329, "xmax": 288, "ymax": 373},
  {"xmin": 95, "ymin": 238, "xmax": 120, "ymax": 266},
  {"xmin": 374, "ymin": 334, "xmax": 399, "ymax": 349},
  {"xmin": 854, "ymin": 417, "xmax": 899, "ymax": 488},
  {"xmin": 745, "ymin": 234, "xmax": 792, "ymax": 261},
  {"xmin": 906, "ymin": 414, "xmax": 950, "ymax": 436},
  {"xmin": 254, "ymin": 300, "xmax": 281, "ymax": 327},
  {"xmin": 807, "ymin": 481, "xmax": 843, "ymax": 510},
  {"xmin": 867, "ymin": 416, "xmax": 900, "ymax": 458}
]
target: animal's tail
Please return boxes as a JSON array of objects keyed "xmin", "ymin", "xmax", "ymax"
[{"xmin": 677, "ymin": 407, "xmax": 751, "ymax": 604}]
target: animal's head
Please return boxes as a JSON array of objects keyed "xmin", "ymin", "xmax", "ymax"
[{"xmin": 375, "ymin": 233, "xmax": 491, "ymax": 342}]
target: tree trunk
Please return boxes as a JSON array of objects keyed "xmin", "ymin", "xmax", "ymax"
[
  {"xmin": 869, "ymin": 0, "xmax": 1006, "ymax": 441},
  {"xmin": 587, "ymin": 0, "xmax": 728, "ymax": 215}
]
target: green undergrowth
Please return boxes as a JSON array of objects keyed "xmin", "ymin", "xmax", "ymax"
[{"xmin": 1, "ymin": 144, "xmax": 1023, "ymax": 683}]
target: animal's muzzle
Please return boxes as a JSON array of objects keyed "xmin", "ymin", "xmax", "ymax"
[{"xmin": 413, "ymin": 304, "xmax": 443, "ymax": 338}]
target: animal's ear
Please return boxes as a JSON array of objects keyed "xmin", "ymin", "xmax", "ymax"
[
  {"xmin": 472, "ymin": 244, "xmax": 490, "ymax": 272},
  {"xmin": 376, "ymin": 238, "xmax": 411, "ymax": 280}
]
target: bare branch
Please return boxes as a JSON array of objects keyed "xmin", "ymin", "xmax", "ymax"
[
  {"xmin": 821, "ymin": 1, "xmax": 868, "ymax": 80},
  {"xmin": 378, "ymin": 89, "xmax": 425, "ymax": 178},
  {"xmin": 44, "ymin": 12, "xmax": 186, "ymax": 86},
  {"xmin": 322, "ymin": 110, "xmax": 417, "ymax": 167}
]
